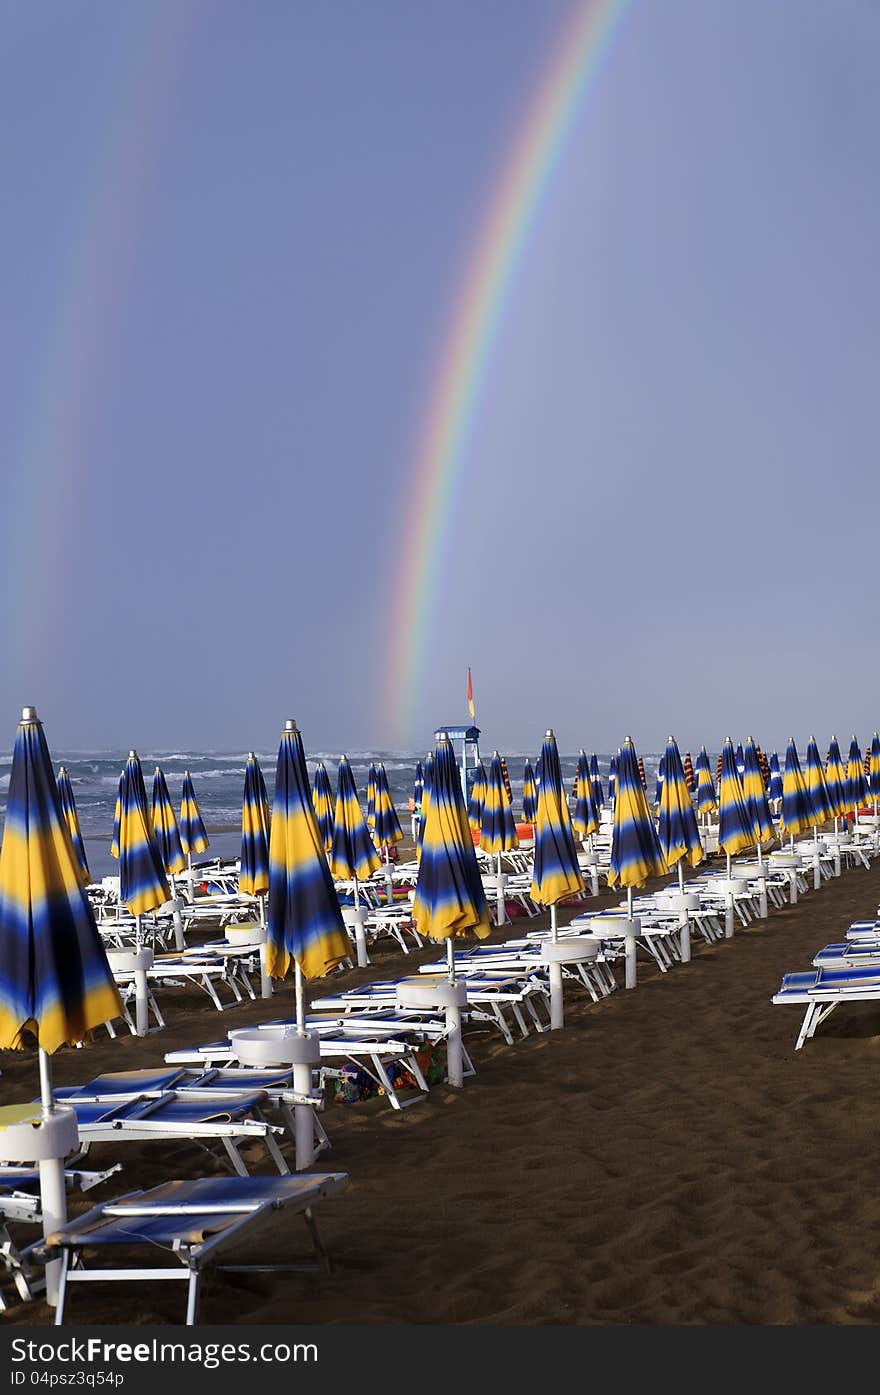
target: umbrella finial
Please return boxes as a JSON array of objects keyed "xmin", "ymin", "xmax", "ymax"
[
  {"xmin": 283, "ymin": 720, "xmax": 297, "ymax": 733},
  {"xmin": 129, "ymin": 750, "xmax": 138, "ymax": 759},
  {"xmin": 248, "ymin": 751, "xmax": 256, "ymax": 759},
  {"xmin": 438, "ymin": 731, "xmax": 450, "ymax": 741},
  {"xmin": 493, "ymin": 749, "xmax": 500, "ymax": 757},
  {"xmin": 20, "ymin": 706, "xmax": 38, "ymax": 723},
  {"xmin": 545, "ymin": 730, "xmax": 554, "ymax": 739}
]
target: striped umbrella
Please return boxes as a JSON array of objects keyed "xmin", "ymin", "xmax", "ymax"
[
  {"xmin": 311, "ymin": 762, "xmax": 335, "ymax": 853},
  {"xmin": 653, "ymin": 754, "xmax": 665, "ymax": 808},
  {"xmin": 109, "ymin": 773, "xmax": 122, "ymax": 861},
  {"xmin": 499, "ymin": 755, "xmax": 513, "ymax": 807},
  {"xmin": 530, "ymin": 730, "xmax": 584, "ymax": 933},
  {"xmin": 119, "ymin": 751, "xmax": 170, "ymax": 923},
  {"xmin": 413, "ymin": 761, "xmax": 424, "ymax": 811},
  {"xmin": 735, "ymin": 743, "xmax": 745, "ymax": 780},
  {"xmin": 417, "ymin": 753, "xmax": 434, "ymax": 852},
  {"xmin": 266, "ymin": 719, "xmax": 350, "ymax": 994},
  {"xmin": 637, "ymin": 754, "xmax": 647, "ymax": 792},
  {"xmin": 742, "ymin": 737, "xmax": 775, "ymax": 853},
  {"xmin": 179, "ymin": 770, "xmax": 209, "ymax": 897},
  {"xmin": 768, "ymin": 751, "xmax": 783, "ymax": 805},
  {"xmin": 803, "ymin": 736, "xmax": 832, "ymax": 830},
  {"xmin": 365, "ymin": 763, "xmax": 379, "ymax": 833},
  {"xmin": 695, "ymin": 746, "xmax": 717, "ymax": 818},
  {"xmin": 756, "ymin": 746, "xmax": 771, "ymax": 789},
  {"xmin": 824, "ymin": 737, "xmax": 848, "ymax": 822},
  {"xmin": 467, "ymin": 763, "xmax": 488, "ymax": 833},
  {"xmin": 0, "ymin": 708, "xmax": 123, "ymax": 1304},
  {"xmin": 329, "ymin": 757, "xmax": 381, "ymax": 885},
  {"xmin": 151, "ymin": 767, "xmax": 186, "ymax": 878},
  {"xmin": 682, "ymin": 752, "xmax": 696, "ymax": 795},
  {"xmin": 480, "ymin": 752, "xmax": 519, "ymax": 925},
  {"xmin": 718, "ymin": 738, "xmax": 755, "ymax": 859},
  {"xmin": 607, "ymin": 738, "xmax": 667, "ymax": 914},
  {"xmin": 522, "ymin": 760, "xmax": 538, "ymax": 825},
  {"xmin": 239, "ymin": 752, "xmax": 271, "ymax": 899},
  {"xmin": 869, "ymin": 733, "xmax": 880, "ymax": 812},
  {"xmin": 779, "ymin": 737, "xmax": 813, "ymax": 841},
  {"xmin": 56, "ymin": 765, "xmax": 89, "ymax": 882},
  {"xmin": 589, "ymin": 753, "xmax": 604, "ymax": 809},
  {"xmin": 847, "ymin": 736, "xmax": 868, "ymax": 818},
  {"xmin": 412, "ymin": 731, "xmax": 490, "ymax": 946},
  {"xmin": 657, "ymin": 736, "xmax": 702, "ymax": 885},
  {"xmin": 865, "ymin": 744, "xmax": 872, "ymax": 779},
  {"xmin": 607, "ymin": 753, "xmax": 618, "ymax": 807},
  {"xmin": 372, "ymin": 762, "xmax": 404, "ymax": 900},
  {"xmin": 572, "ymin": 749, "xmax": 600, "ymax": 840},
  {"xmin": 715, "ymin": 754, "xmax": 723, "ymax": 788}
]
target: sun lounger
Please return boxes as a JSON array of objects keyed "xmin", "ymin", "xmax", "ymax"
[
  {"xmin": 33, "ymin": 1172, "xmax": 348, "ymax": 1325},
  {"xmin": 772, "ymin": 965, "xmax": 880, "ymax": 1048},
  {"xmin": 0, "ymin": 1165, "xmax": 121, "ymax": 1310}
]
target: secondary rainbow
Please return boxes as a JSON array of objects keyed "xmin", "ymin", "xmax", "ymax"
[{"xmin": 385, "ymin": 0, "xmax": 631, "ymax": 743}]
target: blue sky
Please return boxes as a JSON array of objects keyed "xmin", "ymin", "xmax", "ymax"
[{"xmin": 0, "ymin": 0, "xmax": 877, "ymax": 760}]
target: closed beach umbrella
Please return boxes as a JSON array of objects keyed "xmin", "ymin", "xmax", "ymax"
[
  {"xmin": 372, "ymin": 761, "xmax": 404, "ymax": 900},
  {"xmin": 311, "ymin": 762, "xmax": 335, "ymax": 854},
  {"xmin": 742, "ymin": 737, "xmax": 776, "ymax": 852},
  {"xmin": 768, "ymin": 751, "xmax": 783, "ymax": 805},
  {"xmin": 653, "ymin": 754, "xmax": 664, "ymax": 808},
  {"xmin": 803, "ymin": 736, "xmax": 832, "ymax": 830},
  {"xmin": 608, "ymin": 737, "xmax": 668, "ymax": 900},
  {"xmin": 151, "ymin": 767, "xmax": 186, "ymax": 878},
  {"xmin": 695, "ymin": 746, "xmax": 717, "ymax": 818},
  {"xmin": 0, "ymin": 707, "xmax": 123, "ymax": 1304},
  {"xmin": 824, "ymin": 737, "xmax": 848, "ymax": 822},
  {"xmin": 151, "ymin": 765, "xmax": 187, "ymax": 950},
  {"xmin": 735, "ymin": 743, "xmax": 745, "ymax": 779},
  {"xmin": 467, "ymin": 763, "xmax": 487, "ymax": 833},
  {"xmin": 179, "ymin": 770, "xmax": 209, "ymax": 900},
  {"xmin": 239, "ymin": 752, "xmax": 271, "ymax": 898},
  {"xmin": 56, "ymin": 765, "xmax": 89, "ymax": 882},
  {"xmin": 718, "ymin": 738, "xmax": 755, "ymax": 859},
  {"xmin": 329, "ymin": 756, "xmax": 381, "ymax": 965},
  {"xmin": 572, "ymin": 749, "xmax": 600, "ymax": 840},
  {"xmin": 637, "ymin": 754, "xmax": 648, "ymax": 792},
  {"xmin": 119, "ymin": 752, "xmax": 170, "ymax": 927},
  {"xmin": 499, "ymin": 755, "xmax": 513, "ymax": 807},
  {"xmin": 846, "ymin": 736, "xmax": 867, "ymax": 819},
  {"xmin": 480, "ymin": 752, "xmax": 519, "ymax": 926},
  {"xmin": 522, "ymin": 760, "xmax": 538, "ymax": 825},
  {"xmin": 869, "ymin": 733, "xmax": 880, "ymax": 813},
  {"xmin": 779, "ymin": 737, "xmax": 813, "ymax": 841},
  {"xmin": 413, "ymin": 760, "xmax": 424, "ymax": 810},
  {"xmin": 365, "ymin": 763, "xmax": 378, "ymax": 833},
  {"xmin": 530, "ymin": 729, "xmax": 585, "ymax": 928},
  {"xmin": 109, "ymin": 773, "xmax": 122, "ymax": 861},
  {"xmin": 657, "ymin": 736, "xmax": 703, "ymax": 884},
  {"xmin": 589, "ymin": 753, "xmax": 604, "ymax": 809},
  {"xmin": 417, "ymin": 753, "xmax": 434, "ymax": 852},
  {"xmin": 756, "ymin": 746, "xmax": 771, "ymax": 790},
  {"xmin": 682, "ymin": 752, "xmax": 696, "ymax": 795},
  {"xmin": 607, "ymin": 752, "xmax": 618, "ymax": 807}
]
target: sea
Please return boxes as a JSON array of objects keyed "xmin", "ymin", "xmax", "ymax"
[{"xmin": 0, "ymin": 747, "xmax": 666, "ymax": 882}]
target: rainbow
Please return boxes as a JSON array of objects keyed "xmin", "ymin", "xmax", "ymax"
[{"xmin": 385, "ymin": 0, "xmax": 631, "ymax": 744}]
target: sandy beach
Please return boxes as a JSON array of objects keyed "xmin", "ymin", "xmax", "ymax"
[{"xmin": 4, "ymin": 844, "xmax": 880, "ymax": 1326}]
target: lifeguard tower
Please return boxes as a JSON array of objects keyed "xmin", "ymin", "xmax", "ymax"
[{"xmin": 434, "ymin": 724, "xmax": 481, "ymax": 802}]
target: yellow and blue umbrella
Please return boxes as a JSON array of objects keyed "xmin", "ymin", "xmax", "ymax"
[
  {"xmin": 824, "ymin": 737, "xmax": 848, "ymax": 821},
  {"xmin": 607, "ymin": 752, "xmax": 618, "ymax": 807},
  {"xmin": 467, "ymin": 763, "xmax": 488, "ymax": 833},
  {"xmin": 151, "ymin": 766, "xmax": 186, "ymax": 878},
  {"xmin": 179, "ymin": 771, "xmax": 209, "ymax": 857},
  {"xmin": 657, "ymin": 736, "xmax": 703, "ymax": 879},
  {"xmin": 0, "ymin": 708, "xmax": 122, "ymax": 1053},
  {"xmin": 531, "ymin": 730, "xmax": 585, "ymax": 922},
  {"xmin": 589, "ymin": 753, "xmax": 603, "ymax": 809},
  {"xmin": 608, "ymin": 737, "xmax": 667, "ymax": 901},
  {"xmin": 119, "ymin": 751, "xmax": 170, "ymax": 919},
  {"xmin": 803, "ymin": 736, "xmax": 831, "ymax": 829},
  {"xmin": 417, "ymin": 752, "xmax": 434, "ymax": 852},
  {"xmin": 413, "ymin": 761, "xmax": 424, "ymax": 812},
  {"xmin": 328, "ymin": 756, "xmax": 381, "ymax": 883},
  {"xmin": 372, "ymin": 762, "xmax": 403, "ymax": 850},
  {"xmin": 868, "ymin": 733, "xmax": 880, "ymax": 809},
  {"xmin": 480, "ymin": 752, "xmax": 519, "ymax": 926},
  {"xmin": 768, "ymin": 751, "xmax": 783, "ymax": 804},
  {"xmin": 365, "ymin": 763, "xmax": 378, "ymax": 833},
  {"xmin": 742, "ymin": 737, "xmax": 775, "ymax": 850},
  {"xmin": 695, "ymin": 746, "xmax": 717, "ymax": 818},
  {"xmin": 522, "ymin": 760, "xmax": 538, "ymax": 825},
  {"xmin": 846, "ymin": 736, "xmax": 867, "ymax": 816},
  {"xmin": 311, "ymin": 762, "xmax": 335, "ymax": 853},
  {"xmin": 239, "ymin": 752, "xmax": 270, "ymax": 898},
  {"xmin": 653, "ymin": 755, "xmax": 664, "ymax": 808},
  {"xmin": 56, "ymin": 765, "xmax": 89, "ymax": 882},
  {"xmin": 572, "ymin": 749, "xmax": 600, "ymax": 839},
  {"xmin": 718, "ymin": 738, "xmax": 755, "ymax": 858},
  {"xmin": 266, "ymin": 720, "xmax": 350, "ymax": 983},
  {"xmin": 412, "ymin": 732, "xmax": 490, "ymax": 943},
  {"xmin": 779, "ymin": 737, "xmax": 813, "ymax": 840},
  {"xmin": 109, "ymin": 773, "xmax": 122, "ymax": 860},
  {"xmin": 480, "ymin": 753, "xmax": 519, "ymax": 855}
]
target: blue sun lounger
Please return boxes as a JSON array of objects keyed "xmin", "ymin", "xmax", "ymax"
[
  {"xmin": 33, "ymin": 1172, "xmax": 348, "ymax": 1326},
  {"xmin": 0, "ymin": 1165, "xmax": 120, "ymax": 1310},
  {"xmin": 772, "ymin": 965, "xmax": 880, "ymax": 1049}
]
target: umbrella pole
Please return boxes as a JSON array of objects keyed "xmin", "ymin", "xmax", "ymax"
[
  {"xmin": 496, "ymin": 851, "xmax": 506, "ymax": 927},
  {"xmin": 446, "ymin": 935, "xmax": 456, "ymax": 985},
  {"xmin": 132, "ymin": 917, "xmax": 149, "ymax": 1036},
  {"xmin": 352, "ymin": 875, "xmax": 369, "ymax": 968},
  {"xmin": 295, "ymin": 960, "xmax": 306, "ymax": 1034},
  {"xmin": 258, "ymin": 895, "xmax": 272, "ymax": 998},
  {"xmin": 677, "ymin": 861, "xmax": 685, "ymax": 892},
  {"xmin": 291, "ymin": 961, "xmax": 318, "ymax": 1167},
  {"xmin": 37, "ymin": 1048, "xmax": 67, "ymax": 1308},
  {"xmin": 384, "ymin": 845, "xmax": 394, "ymax": 904},
  {"xmin": 167, "ymin": 870, "xmax": 185, "ymax": 952}
]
